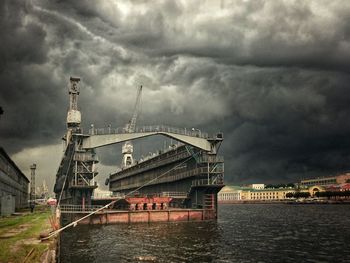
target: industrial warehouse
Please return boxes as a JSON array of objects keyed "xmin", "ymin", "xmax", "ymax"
[{"xmin": 0, "ymin": 147, "xmax": 29, "ymax": 215}]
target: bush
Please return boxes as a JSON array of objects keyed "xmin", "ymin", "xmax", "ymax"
[{"xmin": 287, "ymin": 192, "xmax": 310, "ymax": 198}]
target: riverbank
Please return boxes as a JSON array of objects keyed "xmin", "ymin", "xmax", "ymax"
[
  {"xmin": 0, "ymin": 206, "xmax": 57, "ymax": 263},
  {"xmin": 219, "ymin": 199, "xmax": 350, "ymax": 204}
]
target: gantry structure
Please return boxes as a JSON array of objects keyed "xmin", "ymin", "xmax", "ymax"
[{"xmin": 54, "ymin": 77, "xmax": 223, "ymax": 207}]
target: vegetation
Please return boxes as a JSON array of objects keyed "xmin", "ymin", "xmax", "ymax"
[
  {"xmin": 286, "ymin": 192, "xmax": 310, "ymax": 198},
  {"xmin": 315, "ymin": 191, "xmax": 350, "ymax": 199},
  {"xmin": 0, "ymin": 206, "xmax": 53, "ymax": 263},
  {"xmin": 286, "ymin": 192, "xmax": 294, "ymax": 198},
  {"xmin": 265, "ymin": 183, "xmax": 295, "ymax": 189},
  {"xmin": 286, "ymin": 191, "xmax": 350, "ymax": 199}
]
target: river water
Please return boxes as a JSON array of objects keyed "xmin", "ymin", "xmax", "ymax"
[{"xmin": 60, "ymin": 204, "xmax": 350, "ymax": 262}]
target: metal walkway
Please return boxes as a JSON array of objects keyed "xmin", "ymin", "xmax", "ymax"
[
  {"xmin": 59, "ymin": 204, "xmax": 103, "ymax": 214},
  {"xmin": 83, "ymin": 125, "xmax": 223, "ymax": 153},
  {"xmin": 89, "ymin": 125, "xmax": 210, "ymax": 139}
]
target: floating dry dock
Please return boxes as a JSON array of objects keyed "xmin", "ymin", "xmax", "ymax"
[{"xmin": 55, "ymin": 77, "xmax": 224, "ymax": 224}]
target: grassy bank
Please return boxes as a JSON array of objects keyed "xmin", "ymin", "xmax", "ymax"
[{"xmin": 0, "ymin": 206, "xmax": 54, "ymax": 262}]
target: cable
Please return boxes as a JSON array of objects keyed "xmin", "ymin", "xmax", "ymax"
[{"xmin": 42, "ymin": 150, "xmax": 200, "ymax": 240}]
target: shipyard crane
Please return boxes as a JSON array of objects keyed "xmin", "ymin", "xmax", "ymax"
[{"xmin": 121, "ymin": 85, "xmax": 142, "ymax": 167}]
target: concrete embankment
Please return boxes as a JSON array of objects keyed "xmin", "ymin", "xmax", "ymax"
[{"xmin": 0, "ymin": 206, "xmax": 58, "ymax": 262}]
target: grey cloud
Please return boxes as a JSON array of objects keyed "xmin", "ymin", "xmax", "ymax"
[
  {"xmin": 1, "ymin": 0, "xmax": 350, "ymax": 189},
  {"xmin": 50, "ymin": 0, "xmax": 350, "ymax": 71}
]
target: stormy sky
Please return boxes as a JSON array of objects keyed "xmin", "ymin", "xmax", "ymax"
[{"xmin": 1, "ymin": 0, "xmax": 350, "ymax": 191}]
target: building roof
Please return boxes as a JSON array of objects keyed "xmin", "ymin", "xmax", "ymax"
[
  {"xmin": 220, "ymin": 185, "xmax": 295, "ymax": 193},
  {"xmin": 249, "ymin": 188, "xmax": 294, "ymax": 192},
  {"xmin": 300, "ymin": 172, "xmax": 350, "ymax": 182},
  {"xmin": 0, "ymin": 147, "xmax": 29, "ymax": 182},
  {"xmin": 219, "ymin": 185, "xmax": 242, "ymax": 192},
  {"xmin": 300, "ymin": 177, "xmax": 337, "ymax": 183},
  {"xmin": 340, "ymin": 183, "xmax": 350, "ymax": 190},
  {"xmin": 324, "ymin": 185, "xmax": 340, "ymax": 190}
]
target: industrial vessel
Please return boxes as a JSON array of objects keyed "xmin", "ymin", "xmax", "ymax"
[
  {"xmin": 54, "ymin": 77, "xmax": 224, "ymax": 224},
  {"xmin": 108, "ymin": 142, "xmax": 224, "ymax": 217}
]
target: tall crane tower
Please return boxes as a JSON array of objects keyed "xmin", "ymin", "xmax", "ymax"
[
  {"xmin": 121, "ymin": 85, "xmax": 142, "ymax": 168},
  {"xmin": 66, "ymin": 77, "xmax": 81, "ymax": 145},
  {"xmin": 54, "ymin": 77, "xmax": 98, "ymax": 206}
]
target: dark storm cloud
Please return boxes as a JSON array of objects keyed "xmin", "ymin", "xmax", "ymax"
[
  {"xmin": 44, "ymin": 0, "xmax": 350, "ymax": 71},
  {"xmin": 0, "ymin": 0, "xmax": 66, "ymax": 153},
  {"xmin": 1, "ymin": 0, "xmax": 350, "ymax": 186},
  {"xmin": 220, "ymin": 67, "xmax": 350, "ymax": 183}
]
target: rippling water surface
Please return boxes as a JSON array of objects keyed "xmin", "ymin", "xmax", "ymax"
[{"xmin": 60, "ymin": 204, "xmax": 350, "ymax": 262}]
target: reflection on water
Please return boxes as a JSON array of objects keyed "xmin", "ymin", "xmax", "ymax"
[{"xmin": 60, "ymin": 205, "xmax": 350, "ymax": 262}]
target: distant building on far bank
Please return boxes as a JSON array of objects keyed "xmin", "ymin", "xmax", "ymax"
[
  {"xmin": 246, "ymin": 188, "xmax": 295, "ymax": 201},
  {"xmin": 36, "ymin": 180, "xmax": 49, "ymax": 199},
  {"xmin": 218, "ymin": 185, "xmax": 295, "ymax": 203},
  {"xmin": 248, "ymin": 184, "xmax": 265, "ymax": 190},
  {"xmin": 300, "ymin": 173, "xmax": 350, "ymax": 187},
  {"xmin": 219, "ymin": 173, "xmax": 350, "ymax": 204},
  {"xmin": 0, "ymin": 147, "xmax": 29, "ymax": 215},
  {"xmin": 218, "ymin": 186, "xmax": 242, "ymax": 202}
]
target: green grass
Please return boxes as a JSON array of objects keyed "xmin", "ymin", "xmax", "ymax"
[{"xmin": 0, "ymin": 207, "xmax": 55, "ymax": 263}]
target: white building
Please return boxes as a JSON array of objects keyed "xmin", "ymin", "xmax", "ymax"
[
  {"xmin": 219, "ymin": 185, "xmax": 295, "ymax": 202},
  {"xmin": 249, "ymin": 184, "xmax": 265, "ymax": 190},
  {"xmin": 218, "ymin": 186, "xmax": 242, "ymax": 202},
  {"xmin": 247, "ymin": 188, "xmax": 294, "ymax": 200}
]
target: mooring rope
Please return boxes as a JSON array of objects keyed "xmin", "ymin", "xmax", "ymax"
[{"xmin": 42, "ymin": 151, "xmax": 200, "ymax": 240}]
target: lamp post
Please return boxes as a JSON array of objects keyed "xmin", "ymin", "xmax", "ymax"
[{"xmin": 30, "ymin": 164, "xmax": 36, "ymax": 213}]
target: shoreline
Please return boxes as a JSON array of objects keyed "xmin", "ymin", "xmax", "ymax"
[
  {"xmin": 0, "ymin": 206, "xmax": 58, "ymax": 262},
  {"xmin": 218, "ymin": 200, "xmax": 350, "ymax": 205}
]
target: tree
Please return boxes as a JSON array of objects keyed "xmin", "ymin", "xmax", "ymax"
[
  {"xmin": 293, "ymin": 192, "xmax": 310, "ymax": 198},
  {"xmin": 286, "ymin": 183, "xmax": 295, "ymax": 188},
  {"xmin": 286, "ymin": 192, "xmax": 294, "ymax": 198}
]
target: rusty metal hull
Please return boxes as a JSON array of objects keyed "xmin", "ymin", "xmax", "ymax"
[{"xmin": 67, "ymin": 209, "xmax": 216, "ymax": 225}]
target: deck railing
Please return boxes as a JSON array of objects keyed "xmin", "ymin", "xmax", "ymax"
[
  {"xmin": 198, "ymin": 155, "xmax": 224, "ymax": 163},
  {"xmin": 87, "ymin": 125, "xmax": 210, "ymax": 139},
  {"xmin": 59, "ymin": 204, "xmax": 103, "ymax": 213},
  {"xmin": 192, "ymin": 177, "xmax": 224, "ymax": 187},
  {"xmin": 160, "ymin": 192, "xmax": 188, "ymax": 198}
]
